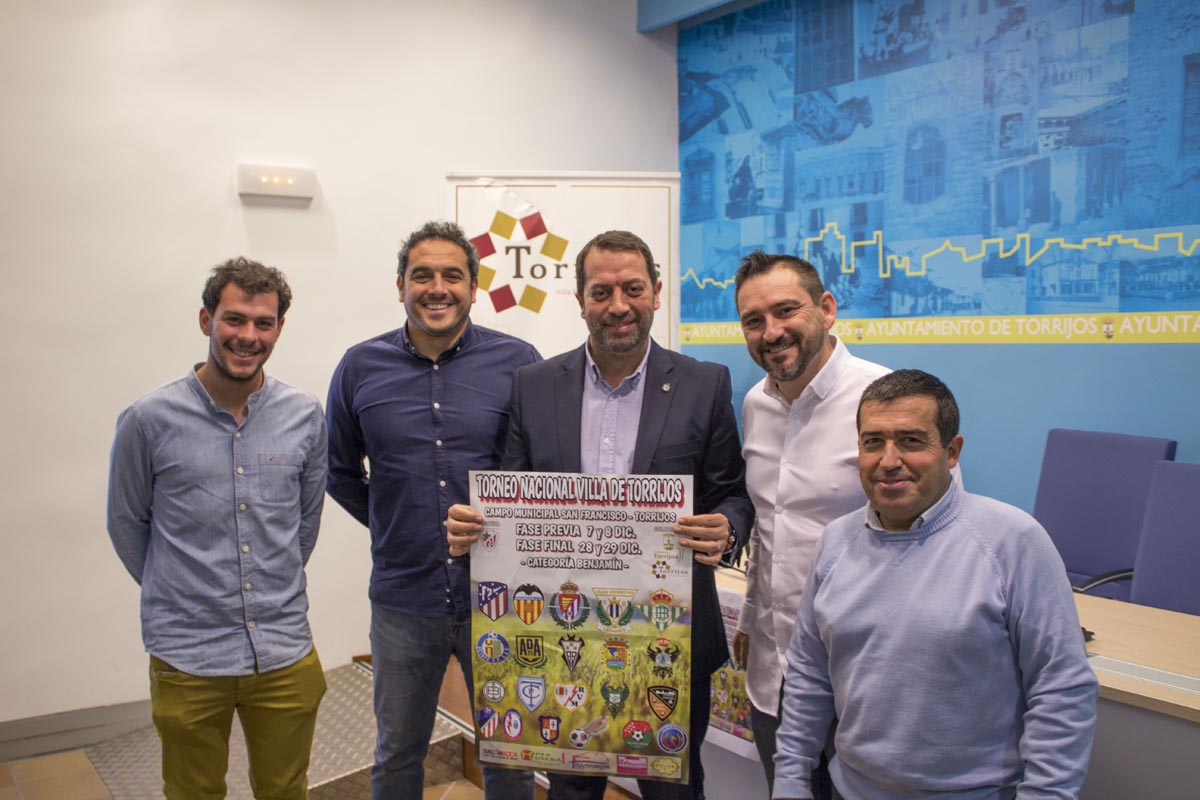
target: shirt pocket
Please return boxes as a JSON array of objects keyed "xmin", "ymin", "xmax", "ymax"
[{"xmin": 258, "ymin": 452, "xmax": 305, "ymax": 503}]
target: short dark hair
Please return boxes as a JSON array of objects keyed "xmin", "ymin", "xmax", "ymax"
[
  {"xmin": 202, "ymin": 257, "xmax": 292, "ymax": 319},
  {"xmin": 733, "ymin": 251, "xmax": 824, "ymax": 306},
  {"xmin": 574, "ymin": 230, "xmax": 658, "ymax": 296},
  {"xmin": 857, "ymin": 369, "xmax": 960, "ymax": 446},
  {"xmin": 397, "ymin": 220, "xmax": 479, "ymax": 281}
]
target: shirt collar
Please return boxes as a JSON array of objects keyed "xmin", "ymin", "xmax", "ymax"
[
  {"xmin": 584, "ymin": 341, "xmax": 651, "ymax": 392},
  {"xmin": 762, "ymin": 334, "xmax": 847, "ymax": 406},
  {"xmin": 398, "ymin": 320, "xmax": 476, "ymax": 362},
  {"xmin": 186, "ymin": 364, "xmax": 273, "ymax": 418},
  {"xmin": 863, "ymin": 473, "xmax": 960, "ymax": 536}
]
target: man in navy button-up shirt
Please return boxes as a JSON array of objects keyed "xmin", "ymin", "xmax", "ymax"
[
  {"xmin": 108, "ymin": 258, "xmax": 328, "ymax": 799},
  {"xmin": 326, "ymin": 221, "xmax": 540, "ymax": 800}
]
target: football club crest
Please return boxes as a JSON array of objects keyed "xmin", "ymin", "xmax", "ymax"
[
  {"xmin": 603, "ymin": 638, "xmax": 629, "ymax": 671},
  {"xmin": 515, "ymin": 635, "xmax": 546, "ymax": 668},
  {"xmin": 539, "ymin": 714, "xmax": 561, "ymax": 744},
  {"xmin": 512, "ymin": 583, "xmax": 545, "ymax": 625},
  {"xmin": 558, "ymin": 634, "xmax": 585, "ymax": 677},
  {"xmin": 657, "ymin": 723, "xmax": 688, "ymax": 753},
  {"xmin": 476, "ymin": 631, "xmax": 510, "ymax": 664},
  {"xmin": 480, "ymin": 527, "xmax": 499, "ymax": 550},
  {"xmin": 636, "ymin": 589, "xmax": 687, "ymax": 631},
  {"xmin": 646, "ymin": 637, "xmax": 681, "ymax": 678},
  {"xmin": 503, "ymin": 709, "xmax": 523, "ymax": 740},
  {"xmin": 647, "ymin": 686, "xmax": 678, "ymax": 720},
  {"xmin": 593, "ymin": 587, "xmax": 636, "ymax": 633},
  {"xmin": 622, "ymin": 720, "xmax": 653, "ymax": 751},
  {"xmin": 477, "ymin": 581, "xmax": 508, "ymax": 622},
  {"xmin": 517, "ymin": 676, "xmax": 546, "ymax": 712},
  {"xmin": 477, "ymin": 706, "xmax": 498, "ymax": 738},
  {"xmin": 599, "ymin": 680, "xmax": 630, "ymax": 716},
  {"xmin": 554, "ymin": 683, "xmax": 587, "ymax": 710},
  {"xmin": 482, "ymin": 680, "xmax": 505, "ymax": 703},
  {"xmin": 549, "ymin": 581, "xmax": 591, "ymax": 629}
]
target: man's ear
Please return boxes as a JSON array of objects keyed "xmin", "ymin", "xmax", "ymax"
[{"xmin": 199, "ymin": 307, "xmax": 213, "ymax": 336}]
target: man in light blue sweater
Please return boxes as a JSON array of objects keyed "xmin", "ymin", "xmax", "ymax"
[{"xmin": 774, "ymin": 370, "xmax": 1097, "ymax": 800}]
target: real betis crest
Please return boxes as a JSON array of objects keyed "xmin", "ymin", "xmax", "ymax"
[
  {"xmin": 636, "ymin": 589, "xmax": 687, "ymax": 632},
  {"xmin": 592, "ymin": 587, "xmax": 636, "ymax": 633},
  {"xmin": 549, "ymin": 580, "xmax": 591, "ymax": 630},
  {"xmin": 599, "ymin": 679, "xmax": 630, "ymax": 716}
]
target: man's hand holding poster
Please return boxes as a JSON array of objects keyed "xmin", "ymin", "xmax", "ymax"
[{"xmin": 468, "ymin": 470, "xmax": 694, "ymax": 783}]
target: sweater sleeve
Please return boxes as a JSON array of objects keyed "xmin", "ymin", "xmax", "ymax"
[
  {"xmin": 1005, "ymin": 521, "xmax": 1099, "ymax": 799},
  {"xmin": 773, "ymin": 534, "xmax": 836, "ymax": 800}
]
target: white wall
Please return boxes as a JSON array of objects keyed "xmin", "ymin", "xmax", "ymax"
[{"xmin": 0, "ymin": 0, "xmax": 677, "ymax": 723}]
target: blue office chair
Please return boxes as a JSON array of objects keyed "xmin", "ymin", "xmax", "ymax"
[
  {"xmin": 1078, "ymin": 461, "xmax": 1200, "ymax": 616},
  {"xmin": 1033, "ymin": 429, "xmax": 1177, "ymax": 600}
]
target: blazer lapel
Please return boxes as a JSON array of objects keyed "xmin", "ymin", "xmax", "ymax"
[
  {"xmin": 632, "ymin": 342, "xmax": 676, "ymax": 474},
  {"xmin": 554, "ymin": 346, "xmax": 586, "ymax": 472}
]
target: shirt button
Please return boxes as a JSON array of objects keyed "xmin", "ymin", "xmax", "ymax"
[
  {"xmin": 244, "ymin": 582, "xmax": 252, "ymax": 590},
  {"xmin": 247, "ymin": 620, "xmax": 256, "ymax": 629},
  {"xmin": 773, "ymin": 556, "xmax": 782, "ymax": 564},
  {"xmin": 439, "ymin": 480, "xmax": 446, "ymax": 488},
  {"xmin": 436, "ymin": 440, "xmax": 443, "ymax": 447},
  {"xmin": 238, "ymin": 503, "xmax": 247, "ymax": 511},
  {"xmin": 433, "ymin": 364, "xmax": 439, "ymax": 371},
  {"xmin": 234, "ymin": 432, "xmax": 241, "ymax": 438},
  {"xmin": 236, "ymin": 466, "xmax": 245, "ymax": 475},
  {"xmin": 445, "ymin": 558, "xmax": 453, "ymax": 564},
  {"xmin": 433, "ymin": 402, "xmax": 441, "ymax": 409},
  {"xmin": 774, "ymin": 505, "xmax": 783, "ymax": 514},
  {"xmin": 242, "ymin": 545, "xmax": 250, "ymax": 553}
]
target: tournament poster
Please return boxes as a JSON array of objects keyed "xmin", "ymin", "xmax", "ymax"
[{"xmin": 468, "ymin": 470, "xmax": 694, "ymax": 783}]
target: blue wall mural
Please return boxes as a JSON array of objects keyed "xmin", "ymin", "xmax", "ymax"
[
  {"xmin": 678, "ymin": 0, "xmax": 1200, "ymax": 345},
  {"xmin": 677, "ymin": 0, "xmax": 1200, "ymax": 510}
]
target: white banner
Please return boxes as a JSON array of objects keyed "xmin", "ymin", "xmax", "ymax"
[{"xmin": 448, "ymin": 172, "xmax": 681, "ymax": 358}]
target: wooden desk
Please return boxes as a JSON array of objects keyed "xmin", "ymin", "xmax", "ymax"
[
  {"xmin": 1075, "ymin": 593, "xmax": 1200, "ymax": 723},
  {"xmin": 1074, "ymin": 594, "xmax": 1200, "ymax": 800}
]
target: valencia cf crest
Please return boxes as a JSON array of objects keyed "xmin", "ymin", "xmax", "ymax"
[
  {"xmin": 515, "ymin": 635, "xmax": 546, "ymax": 668},
  {"xmin": 647, "ymin": 686, "xmax": 678, "ymax": 720},
  {"xmin": 477, "ymin": 581, "xmax": 508, "ymax": 622},
  {"xmin": 539, "ymin": 714, "xmax": 561, "ymax": 744},
  {"xmin": 549, "ymin": 581, "xmax": 591, "ymax": 630},
  {"xmin": 512, "ymin": 583, "xmax": 545, "ymax": 625},
  {"xmin": 558, "ymin": 634, "xmax": 585, "ymax": 677}
]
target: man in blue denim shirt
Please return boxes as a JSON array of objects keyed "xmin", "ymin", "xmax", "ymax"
[
  {"xmin": 326, "ymin": 221, "xmax": 540, "ymax": 799},
  {"xmin": 107, "ymin": 258, "xmax": 328, "ymax": 799}
]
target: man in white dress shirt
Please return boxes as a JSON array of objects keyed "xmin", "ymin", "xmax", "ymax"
[{"xmin": 731, "ymin": 251, "xmax": 889, "ymax": 797}]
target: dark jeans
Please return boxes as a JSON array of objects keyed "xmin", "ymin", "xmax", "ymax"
[
  {"xmin": 548, "ymin": 670, "xmax": 712, "ymax": 800},
  {"xmin": 369, "ymin": 603, "xmax": 535, "ymax": 800},
  {"xmin": 750, "ymin": 699, "xmax": 832, "ymax": 800}
]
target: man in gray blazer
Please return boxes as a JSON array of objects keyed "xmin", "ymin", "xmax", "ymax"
[{"xmin": 449, "ymin": 230, "xmax": 753, "ymax": 800}]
